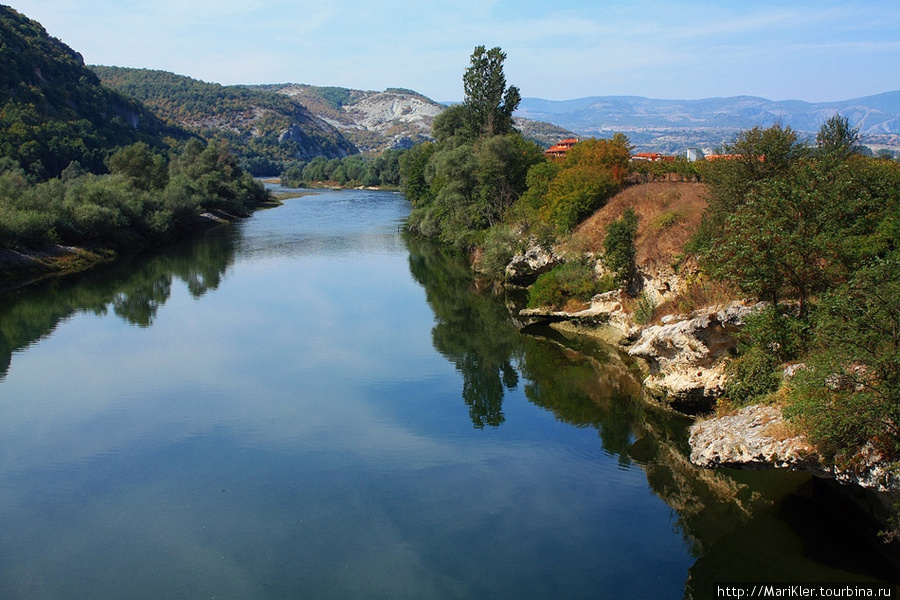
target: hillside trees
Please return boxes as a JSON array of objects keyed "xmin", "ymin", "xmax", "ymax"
[
  {"xmin": 694, "ymin": 119, "xmax": 900, "ymax": 459},
  {"xmin": 0, "ymin": 8, "xmax": 178, "ymax": 180},
  {"xmin": 403, "ymin": 46, "xmax": 544, "ymax": 246},
  {"xmin": 537, "ymin": 137, "xmax": 631, "ymax": 231},
  {"xmin": 0, "ymin": 139, "xmax": 268, "ymax": 252}
]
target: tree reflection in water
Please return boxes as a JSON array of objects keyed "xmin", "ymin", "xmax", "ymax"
[
  {"xmin": 0, "ymin": 227, "xmax": 238, "ymax": 379},
  {"xmin": 405, "ymin": 234, "xmax": 900, "ymax": 591},
  {"xmin": 406, "ymin": 235, "xmax": 522, "ymax": 428}
]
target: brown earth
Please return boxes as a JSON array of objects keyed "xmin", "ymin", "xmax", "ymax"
[{"xmin": 573, "ymin": 181, "xmax": 709, "ymax": 268}]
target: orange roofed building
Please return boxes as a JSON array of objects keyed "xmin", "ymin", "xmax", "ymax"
[{"xmin": 545, "ymin": 138, "xmax": 578, "ymax": 158}]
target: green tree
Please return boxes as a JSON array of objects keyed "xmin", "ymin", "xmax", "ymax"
[
  {"xmin": 816, "ymin": 114, "xmax": 862, "ymax": 161},
  {"xmin": 603, "ymin": 207, "xmax": 638, "ymax": 287},
  {"xmin": 787, "ymin": 259, "xmax": 900, "ymax": 459},
  {"xmin": 108, "ymin": 142, "xmax": 169, "ymax": 191},
  {"xmin": 462, "ymin": 46, "xmax": 520, "ymax": 138}
]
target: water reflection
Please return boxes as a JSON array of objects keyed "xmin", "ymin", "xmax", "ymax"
[
  {"xmin": 405, "ymin": 233, "xmax": 900, "ymax": 593},
  {"xmin": 0, "ymin": 227, "xmax": 237, "ymax": 379},
  {"xmin": 407, "ymin": 236, "xmax": 522, "ymax": 428}
]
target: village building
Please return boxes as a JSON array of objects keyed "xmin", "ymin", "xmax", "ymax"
[{"xmin": 544, "ymin": 138, "xmax": 578, "ymax": 158}]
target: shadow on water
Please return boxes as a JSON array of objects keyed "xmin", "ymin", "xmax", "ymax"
[
  {"xmin": 0, "ymin": 226, "xmax": 238, "ymax": 380},
  {"xmin": 405, "ymin": 234, "xmax": 900, "ymax": 596}
]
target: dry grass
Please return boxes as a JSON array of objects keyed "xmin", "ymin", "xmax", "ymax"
[
  {"xmin": 646, "ymin": 276, "xmax": 743, "ymax": 324},
  {"xmin": 573, "ymin": 181, "xmax": 709, "ymax": 268}
]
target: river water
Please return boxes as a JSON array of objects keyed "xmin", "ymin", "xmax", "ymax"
[{"xmin": 0, "ymin": 188, "xmax": 896, "ymax": 599}]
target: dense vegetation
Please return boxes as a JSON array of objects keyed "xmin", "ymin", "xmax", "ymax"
[
  {"xmin": 0, "ymin": 139, "xmax": 268, "ymax": 252},
  {"xmin": 0, "ymin": 7, "xmax": 181, "ymax": 180},
  {"xmin": 402, "ymin": 46, "xmax": 630, "ymax": 254},
  {"xmin": 280, "ymin": 149, "xmax": 404, "ymax": 188},
  {"xmin": 692, "ymin": 117, "xmax": 900, "ymax": 463},
  {"xmin": 93, "ymin": 66, "xmax": 357, "ymax": 177},
  {"xmin": 0, "ymin": 7, "xmax": 270, "ymax": 262}
]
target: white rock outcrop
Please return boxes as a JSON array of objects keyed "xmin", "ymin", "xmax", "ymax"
[
  {"xmin": 505, "ymin": 245, "xmax": 560, "ymax": 286},
  {"xmin": 626, "ymin": 301, "xmax": 762, "ymax": 410},
  {"xmin": 690, "ymin": 404, "xmax": 900, "ymax": 493}
]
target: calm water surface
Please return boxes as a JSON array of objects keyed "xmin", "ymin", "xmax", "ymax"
[{"xmin": 0, "ymin": 189, "xmax": 896, "ymax": 599}]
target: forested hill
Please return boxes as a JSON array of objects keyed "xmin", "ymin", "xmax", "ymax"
[
  {"xmin": 0, "ymin": 6, "xmax": 181, "ymax": 179},
  {"xmin": 94, "ymin": 66, "xmax": 358, "ymax": 175}
]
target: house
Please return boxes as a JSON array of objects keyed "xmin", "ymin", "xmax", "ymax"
[{"xmin": 544, "ymin": 138, "xmax": 578, "ymax": 158}]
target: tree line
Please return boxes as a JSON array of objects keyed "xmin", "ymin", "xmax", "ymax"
[{"xmin": 0, "ymin": 139, "xmax": 268, "ymax": 252}]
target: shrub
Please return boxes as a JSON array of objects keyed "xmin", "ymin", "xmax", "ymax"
[
  {"xmin": 527, "ymin": 260, "xmax": 614, "ymax": 309},
  {"xmin": 632, "ymin": 293, "xmax": 657, "ymax": 325},
  {"xmin": 722, "ymin": 345, "xmax": 781, "ymax": 405},
  {"xmin": 479, "ymin": 225, "xmax": 523, "ymax": 279},
  {"xmin": 602, "ymin": 207, "xmax": 638, "ymax": 287}
]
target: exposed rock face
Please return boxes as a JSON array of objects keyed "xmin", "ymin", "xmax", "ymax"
[
  {"xmin": 627, "ymin": 302, "xmax": 762, "ymax": 411},
  {"xmin": 505, "ymin": 245, "xmax": 560, "ymax": 286},
  {"xmin": 277, "ymin": 121, "xmax": 354, "ymax": 160},
  {"xmin": 273, "ymin": 86, "xmax": 444, "ymax": 153},
  {"xmin": 690, "ymin": 404, "xmax": 900, "ymax": 494}
]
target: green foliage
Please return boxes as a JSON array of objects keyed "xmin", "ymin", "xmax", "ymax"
[
  {"xmin": 0, "ymin": 138, "xmax": 268, "ymax": 252},
  {"xmin": 632, "ymin": 292, "xmax": 657, "ymax": 325},
  {"xmin": 0, "ymin": 7, "xmax": 178, "ymax": 180},
  {"xmin": 479, "ymin": 225, "xmax": 524, "ymax": 279},
  {"xmin": 602, "ymin": 208, "xmax": 638, "ymax": 287},
  {"xmin": 723, "ymin": 346, "xmax": 781, "ymax": 405},
  {"xmin": 722, "ymin": 305, "xmax": 808, "ymax": 405},
  {"xmin": 693, "ymin": 121, "xmax": 900, "ymax": 457},
  {"xmin": 462, "ymin": 46, "xmax": 520, "ymax": 138},
  {"xmin": 650, "ymin": 210, "xmax": 685, "ymax": 232},
  {"xmin": 787, "ymin": 259, "xmax": 900, "ymax": 459},
  {"xmin": 405, "ymin": 133, "xmax": 544, "ymax": 247},
  {"xmin": 816, "ymin": 114, "xmax": 862, "ymax": 161},
  {"xmin": 108, "ymin": 142, "xmax": 168, "ymax": 191},
  {"xmin": 537, "ymin": 137, "xmax": 631, "ymax": 231},
  {"xmin": 527, "ymin": 260, "xmax": 613, "ymax": 309}
]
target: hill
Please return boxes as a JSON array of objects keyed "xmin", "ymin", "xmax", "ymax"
[
  {"xmin": 94, "ymin": 67, "xmax": 358, "ymax": 175},
  {"xmin": 574, "ymin": 181, "xmax": 708, "ymax": 270},
  {"xmin": 256, "ymin": 84, "xmax": 577, "ymax": 152},
  {"xmin": 0, "ymin": 6, "xmax": 181, "ymax": 179},
  {"xmin": 517, "ymin": 93, "xmax": 900, "ymax": 154},
  {"xmin": 256, "ymin": 84, "xmax": 442, "ymax": 153}
]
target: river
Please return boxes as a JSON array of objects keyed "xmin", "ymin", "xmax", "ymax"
[{"xmin": 0, "ymin": 188, "xmax": 896, "ymax": 598}]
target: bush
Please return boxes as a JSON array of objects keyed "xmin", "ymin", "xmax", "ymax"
[
  {"xmin": 602, "ymin": 207, "xmax": 638, "ymax": 287},
  {"xmin": 479, "ymin": 225, "xmax": 523, "ymax": 279},
  {"xmin": 527, "ymin": 260, "xmax": 614, "ymax": 309},
  {"xmin": 723, "ymin": 345, "xmax": 781, "ymax": 405}
]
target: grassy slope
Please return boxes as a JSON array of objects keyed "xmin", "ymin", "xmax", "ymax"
[{"xmin": 574, "ymin": 181, "xmax": 708, "ymax": 268}]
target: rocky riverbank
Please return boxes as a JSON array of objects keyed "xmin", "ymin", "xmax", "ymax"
[{"xmin": 511, "ymin": 248, "xmax": 900, "ymax": 504}]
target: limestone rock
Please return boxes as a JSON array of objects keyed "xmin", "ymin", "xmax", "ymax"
[
  {"xmin": 689, "ymin": 404, "xmax": 900, "ymax": 493},
  {"xmin": 690, "ymin": 405, "xmax": 816, "ymax": 470},
  {"xmin": 627, "ymin": 301, "xmax": 762, "ymax": 411},
  {"xmin": 505, "ymin": 245, "xmax": 560, "ymax": 286}
]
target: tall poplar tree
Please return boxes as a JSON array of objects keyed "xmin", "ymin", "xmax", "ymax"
[{"xmin": 462, "ymin": 46, "xmax": 520, "ymax": 138}]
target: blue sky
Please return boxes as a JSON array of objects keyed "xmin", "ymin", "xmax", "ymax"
[{"xmin": 8, "ymin": 0, "xmax": 900, "ymax": 102}]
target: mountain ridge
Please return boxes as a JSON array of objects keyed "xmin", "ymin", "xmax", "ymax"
[{"xmin": 516, "ymin": 92, "xmax": 900, "ymax": 153}]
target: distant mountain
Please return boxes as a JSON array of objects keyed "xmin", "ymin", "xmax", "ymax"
[
  {"xmin": 254, "ymin": 84, "xmax": 577, "ymax": 152},
  {"xmin": 256, "ymin": 84, "xmax": 442, "ymax": 153},
  {"xmin": 516, "ymin": 93, "xmax": 900, "ymax": 153},
  {"xmin": 0, "ymin": 6, "xmax": 182, "ymax": 179},
  {"xmin": 94, "ymin": 67, "xmax": 358, "ymax": 174}
]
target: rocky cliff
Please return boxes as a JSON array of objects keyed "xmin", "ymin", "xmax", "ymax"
[
  {"xmin": 261, "ymin": 84, "xmax": 577, "ymax": 152},
  {"xmin": 262, "ymin": 85, "xmax": 442, "ymax": 153}
]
